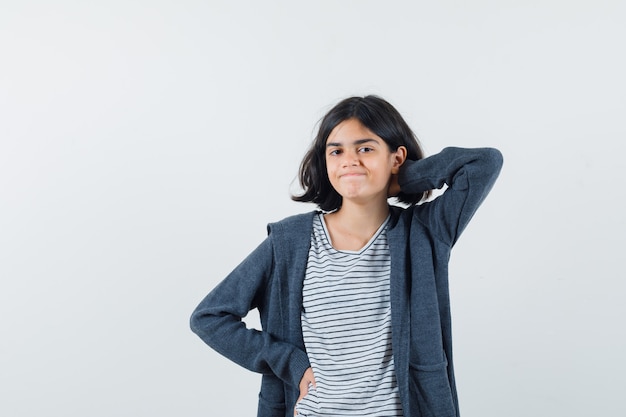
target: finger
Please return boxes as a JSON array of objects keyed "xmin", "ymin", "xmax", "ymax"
[{"xmin": 294, "ymin": 392, "xmax": 306, "ymax": 416}]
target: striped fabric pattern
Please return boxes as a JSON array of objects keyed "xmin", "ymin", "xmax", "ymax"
[{"xmin": 295, "ymin": 213, "xmax": 403, "ymax": 417}]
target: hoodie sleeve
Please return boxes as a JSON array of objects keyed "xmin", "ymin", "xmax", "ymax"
[
  {"xmin": 189, "ymin": 234, "xmax": 310, "ymax": 388},
  {"xmin": 398, "ymin": 147, "xmax": 503, "ymax": 246}
]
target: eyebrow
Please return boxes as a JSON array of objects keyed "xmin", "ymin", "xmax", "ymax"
[{"xmin": 326, "ymin": 138, "xmax": 380, "ymax": 148}]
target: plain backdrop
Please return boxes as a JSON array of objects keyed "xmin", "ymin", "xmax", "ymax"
[{"xmin": 1, "ymin": 1, "xmax": 625, "ymax": 416}]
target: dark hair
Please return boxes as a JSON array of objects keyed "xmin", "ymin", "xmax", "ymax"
[{"xmin": 292, "ymin": 95, "xmax": 430, "ymax": 211}]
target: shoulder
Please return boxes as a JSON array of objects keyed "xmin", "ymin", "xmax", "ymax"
[
  {"xmin": 388, "ymin": 203, "xmax": 432, "ymax": 234},
  {"xmin": 265, "ymin": 211, "xmax": 318, "ymax": 265},
  {"xmin": 266, "ymin": 210, "xmax": 318, "ymax": 237}
]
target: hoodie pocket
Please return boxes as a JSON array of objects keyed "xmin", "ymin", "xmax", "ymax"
[
  {"xmin": 409, "ymin": 360, "xmax": 456, "ymax": 417},
  {"xmin": 257, "ymin": 374, "xmax": 286, "ymax": 417}
]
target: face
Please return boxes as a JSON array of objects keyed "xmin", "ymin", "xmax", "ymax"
[{"xmin": 325, "ymin": 118, "xmax": 406, "ymax": 206}]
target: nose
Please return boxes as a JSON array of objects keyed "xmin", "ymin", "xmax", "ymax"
[{"xmin": 341, "ymin": 150, "xmax": 359, "ymax": 167}]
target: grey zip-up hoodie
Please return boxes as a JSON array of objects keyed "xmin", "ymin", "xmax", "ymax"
[{"xmin": 191, "ymin": 147, "xmax": 503, "ymax": 417}]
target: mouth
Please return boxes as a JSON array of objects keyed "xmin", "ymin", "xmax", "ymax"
[
  {"xmin": 340, "ymin": 171, "xmax": 366, "ymax": 177},
  {"xmin": 340, "ymin": 173, "xmax": 365, "ymax": 180}
]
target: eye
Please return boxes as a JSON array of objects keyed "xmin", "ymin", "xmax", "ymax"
[
  {"xmin": 328, "ymin": 149, "xmax": 342, "ymax": 156},
  {"xmin": 358, "ymin": 146, "xmax": 374, "ymax": 153}
]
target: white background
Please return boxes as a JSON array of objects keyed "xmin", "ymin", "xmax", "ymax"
[{"xmin": 1, "ymin": 1, "xmax": 625, "ymax": 416}]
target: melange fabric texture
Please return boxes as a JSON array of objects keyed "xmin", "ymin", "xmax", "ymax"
[
  {"xmin": 296, "ymin": 213, "xmax": 402, "ymax": 416},
  {"xmin": 190, "ymin": 147, "xmax": 503, "ymax": 417}
]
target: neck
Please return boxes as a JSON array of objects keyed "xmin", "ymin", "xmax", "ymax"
[
  {"xmin": 332, "ymin": 198, "xmax": 390, "ymax": 231},
  {"xmin": 323, "ymin": 198, "xmax": 390, "ymax": 252},
  {"xmin": 331, "ymin": 199, "xmax": 389, "ymax": 234}
]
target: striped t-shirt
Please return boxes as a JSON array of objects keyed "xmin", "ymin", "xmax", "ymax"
[{"xmin": 295, "ymin": 213, "xmax": 403, "ymax": 417}]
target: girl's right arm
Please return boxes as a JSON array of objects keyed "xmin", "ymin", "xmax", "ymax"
[{"xmin": 190, "ymin": 236, "xmax": 311, "ymax": 389}]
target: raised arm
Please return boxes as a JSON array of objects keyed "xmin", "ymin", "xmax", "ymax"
[{"xmin": 398, "ymin": 147, "xmax": 503, "ymax": 246}]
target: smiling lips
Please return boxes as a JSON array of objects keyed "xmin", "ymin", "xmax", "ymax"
[{"xmin": 340, "ymin": 171, "xmax": 366, "ymax": 178}]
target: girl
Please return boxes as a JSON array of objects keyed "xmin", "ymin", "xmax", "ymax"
[{"xmin": 190, "ymin": 95, "xmax": 503, "ymax": 417}]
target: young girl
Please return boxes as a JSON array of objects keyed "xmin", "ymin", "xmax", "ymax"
[{"xmin": 190, "ymin": 96, "xmax": 503, "ymax": 417}]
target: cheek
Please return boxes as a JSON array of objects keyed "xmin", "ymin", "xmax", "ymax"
[
  {"xmin": 323, "ymin": 163, "xmax": 335, "ymax": 184},
  {"xmin": 325, "ymin": 158, "xmax": 337, "ymax": 175}
]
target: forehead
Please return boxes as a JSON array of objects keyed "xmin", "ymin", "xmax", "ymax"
[{"xmin": 326, "ymin": 119, "xmax": 381, "ymax": 145}]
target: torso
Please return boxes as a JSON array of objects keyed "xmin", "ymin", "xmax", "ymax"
[{"xmin": 296, "ymin": 213, "xmax": 403, "ymax": 417}]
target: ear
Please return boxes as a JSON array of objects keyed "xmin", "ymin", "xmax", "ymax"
[{"xmin": 391, "ymin": 146, "xmax": 407, "ymax": 174}]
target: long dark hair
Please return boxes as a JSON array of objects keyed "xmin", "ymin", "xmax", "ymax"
[{"xmin": 292, "ymin": 95, "xmax": 430, "ymax": 211}]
